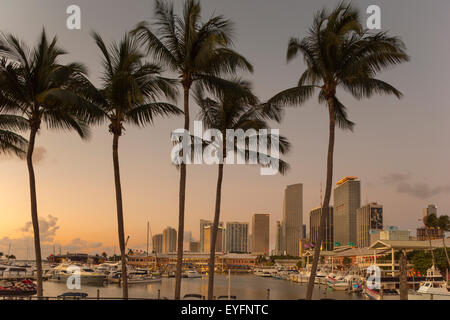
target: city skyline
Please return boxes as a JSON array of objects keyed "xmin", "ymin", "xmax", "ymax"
[{"xmin": 1, "ymin": 0, "xmax": 450, "ymax": 260}]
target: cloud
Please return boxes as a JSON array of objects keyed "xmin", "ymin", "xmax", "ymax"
[
  {"xmin": 382, "ymin": 172, "xmax": 450, "ymax": 200},
  {"xmin": 20, "ymin": 214, "xmax": 60, "ymax": 242},
  {"xmin": 32, "ymin": 147, "xmax": 47, "ymax": 163}
]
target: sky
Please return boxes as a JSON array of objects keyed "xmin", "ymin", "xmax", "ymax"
[{"xmin": 1, "ymin": 0, "xmax": 450, "ymax": 259}]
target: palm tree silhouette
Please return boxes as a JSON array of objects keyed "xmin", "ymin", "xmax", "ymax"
[
  {"xmin": 194, "ymin": 80, "xmax": 289, "ymax": 299},
  {"xmin": 86, "ymin": 31, "xmax": 182, "ymax": 299},
  {"xmin": 0, "ymin": 30, "xmax": 98, "ymax": 297},
  {"xmin": 132, "ymin": 0, "xmax": 253, "ymax": 299},
  {"xmin": 267, "ymin": 2, "xmax": 409, "ymax": 299}
]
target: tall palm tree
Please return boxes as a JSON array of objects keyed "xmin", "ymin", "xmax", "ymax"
[
  {"xmin": 424, "ymin": 212, "xmax": 439, "ymax": 266},
  {"xmin": 436, "ymin": 215, "xmax": 450, "ymax": 268},
  {"xmin": 87, "ymin": 32, "xmax": 181, "ymax": 299},
  {"xmin": 194, "ymin": 81, "xmax": 289, "ymax": 300},
  {"xmin": 267, "ymin": 2, "xmax": 409, "ymax": 299},
  {"xmin": 0, "ymin": 30, "xmax": 97, "ymax": 297},
  {"xmin": 132, "ymin": 0, "xmax": 253, "ymax": 299},
  {"xmin": 0, "ymin": 107, "xmax": 28, "ymax": 157}
]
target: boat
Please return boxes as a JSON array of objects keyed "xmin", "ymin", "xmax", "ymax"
[
  {"xmin": 48, "ymin": 264, "xmax": 106, "ymax": 286},
  {"xmin": 364, "ymin": 287, "xmax": 400, "ymax": 300},
  {"xmin": 331, "ymin": 275, "xmax": 362, "ymax": 292},
  {"xmin": 0, "ymin": 265, "xmax": 34, "ymax": 279},
  {"xmin": 0, "ymin": 279, "xmax": 37, "ymax": 297},
  {"xmin": 183, "ymin": 270, "xmax": 202, "ymax": 278},
  {"xmin": 408, "ymin": 266, "xmax": 450, "ymax": 300}
]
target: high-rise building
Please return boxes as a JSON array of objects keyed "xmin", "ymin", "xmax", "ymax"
[
  {"xmin": 200, "ymin": 219, "xmax": 224, "ymax": 252},
  {"xmin": 152, "ymin": 234, "xmax": 163, "ymax": 254},
  {"xmin": 356, "ymin": 203, "xmax": 383, "ymax": 248},
  {"xmin": 275, "ymin": 221, "xmax": 283, "ymax": 255},
  {"xmin": 162, "ymin": 227, "xmax": 177, "ymax": 253},
  {"xmin": 333, "ymin": 177, "xmax": 361, "ymax": 246},
  {"xmin": 226, "ymin": 222, "xmax": 249, "ymax": 253},
  {"xmin": 282, "ymin": 184, "xmax": 303, "ymax": 256},
  {"xmin": 200, "ymin": 219, "xmax": 212, "ymax": 253},
  {"xmin": 309, "ymin": 207, "xmax": 334, "ymax": 251},
  {"xmin": 252, "ymin": 214, "xmax": 270, "ymax": 255},
  {"xmin": 417, "ymin": 204, "xmax": 443, "ymax": 240},
  {"xmin": 203, "ymin": 225, "xmax": 224, "ymax": 253}
]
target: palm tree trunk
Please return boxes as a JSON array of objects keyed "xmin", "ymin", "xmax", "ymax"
[
  {"xmin": 442, "ymin": 236, "xmax": 450, "ymax": 270},
  {"xmin": 426, "ymin": 228, "xmax": 436, "ymax": 267},
  {"xmin": 399, "ymin": 251, "xmax": 408, "ymax": 300},
  {"xmin": 306, "ymin": 96, "xmax": 335, "ymax": 300},
  {"xmin": 175, "ymin": 85, "xmax": 191, "ymax": 300},
  {"xmin": 27, "ymin": 126, "xmax": 43, "ymax": 298},
  {"xmin": 112, "ymin": 133, "xmax": 128, "ymax": 299},
  {"xmin": 208, "ymin": 163, "xmax": 224, "ymax": 300}
]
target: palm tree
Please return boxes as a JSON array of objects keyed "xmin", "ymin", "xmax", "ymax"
[
  {"xmin": 132, "ymin": 0, "xmax": 253, "ymax": 299},
  {"xmin": 424, "ymin": 213, "xmax": 438, "ymax": 266},
  {"xmin": 194, "ymin": 81, "xmax": 289, "ymax": 299},
  {"xmin": 87, "ymin": 32, "xmax": 181, "ymax": 299},
  {"xmin": 267, "ymin": 2, "xmax": 409, "ymax": 299},
  {"xmin": 436, "ymin": 215, "xmax": 450, "ymax": 268},
  {"xmin": 0, "ymin": 30, "xmax": 97, "ymax": 297},
  {"xmin": 0, "ymin": 107, "xmax": 28, "ymax": 157}
]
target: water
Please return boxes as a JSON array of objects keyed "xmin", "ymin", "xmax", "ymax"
[{"xmin": 43, "ymin": 275, "xmax": 364, "ymax": 300}]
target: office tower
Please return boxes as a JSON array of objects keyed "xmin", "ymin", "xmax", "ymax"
[
  {"xmin": 189, "ymin": 241, "xmax": 200, "ymax": 253},
  {"xmin": 203, "ymin": 225, "xmax": 224, "ymax": 253},
  {"xmin": 356, "ymin": 203, "xmax": 383, "ymax": 247},
  {"xmin": 226, "ymin": 222, "xmax": 249, "ymax": 253},
  {"xmin": 200, "ymin": 219, "xmax": 224, "ymax": 252},
  {"xmin": 200, "ymin": 219, "xmax": 212, "ymax": 253},
  {"xmin": 152, "ymin": 234, "xmax": 163, "ymax": 254},
  {"xmin": 417, "ymin": 204, "xmax": 443, "ymax": 240},
  {"xmin": 282, "ymin": 184, "xmax": 303, "ymax": 256},
  {"xmin": 162, "ymin": 227, "xmax": 177, "ymax": 253},
  {"xmin": 309, "ymin": 207, "xmax": 334, "ymax": 251},
  {"xmin": 333, "ymin": 177, "xmax": 361, "ymax": 246},
  {"xmin": 252, "ymin": 214, "xmax": 270, "ymax": 255},
  {"xmin": 275, "ymin": 221, "xmax": 283, "ymax": 255}
]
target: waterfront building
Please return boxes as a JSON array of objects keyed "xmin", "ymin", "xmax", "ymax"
[
  {"xmin": 162, "ymin": 227, "xmax": 177, "ymax": 253},
  {"xmin": 309, "ymin": 206, "xmax": 334, "ymax": 251},
  {"xmin": 252, "ymin": 214, "xmax": 270, "ymax": 256},
  {"xmin": 282, "ymin": 184, "xmax": 303, "ymax": 257},
  {"xmin": 152, "ymin": 234, "xmax": 163, "ymax": 254},
  {"xmin": 356, "ymin": 202, "xmax": 383, "ymax": 248},
  {"xmin": 333, "ymin": 177, "xmax": 361, "ymax": 246},
  {"xmin": 226, "ymin": 222, "xmax": 249, "ymax": 253},
  {"xmin": 371, "ymin": 227, "xmax": 410, "ymax": 241}
]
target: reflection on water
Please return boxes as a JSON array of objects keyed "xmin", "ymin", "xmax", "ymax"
[{"xmin": 43, "ymin": 275, "xmax": 364, "ymax": 300}]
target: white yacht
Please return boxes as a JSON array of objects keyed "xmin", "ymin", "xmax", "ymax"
[
  {"xmin": 408, "ymin": 266, "xmax": 450, "ymax": 300},
  {"xmin": 0, "ymin": 265, "xmax": 34, "ymax": 279},
  {"xmin": 48, "ymin": 264, "xmax": 106, "ymax": 286},
  {"xmin": 183, "ymin": 270, "xmax": 202, "ymax": 278}
]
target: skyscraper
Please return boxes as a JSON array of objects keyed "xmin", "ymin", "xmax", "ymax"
[
  {"xmin": 356, "ymin": 202, "xmax": 383, "ymax": 248},
  {"xmin": 200, "ymin": 219, "xmax": 224, "ymax": 252},
  {"xmin": 333, "ymin": 177, "xmax": 361, "ymax": 246},
  {"xmin": 203, "ymin": 225, "xmax": 224, "ymax": 253},
  {"xmin": 309, "ymin": 206, "xmax": 334, "ymax": 251},
  {"xmin": 200, "ymin": 219, "xmax": 212, "ymax": 253},
  {"xmin": 282, "ymin": 184, "xmax": 303, "ymax": 256},
  {"xmin": 226, "ymin": 222, "xmax": 249, "ymax": 253},
  {"xmin": 162, "ymin": 227, "xmax": 177, "ymax": 253},
  {"xmin": 417, "ymin": 204, "xmax": 443, "ymax": 240},
  {"xmin": 252, "ymin": 214, "xmax": 270, "ymax": 255},
  {"xmin": 152, "ymin": 234, "xmax": 163, "ymax": 254}
]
